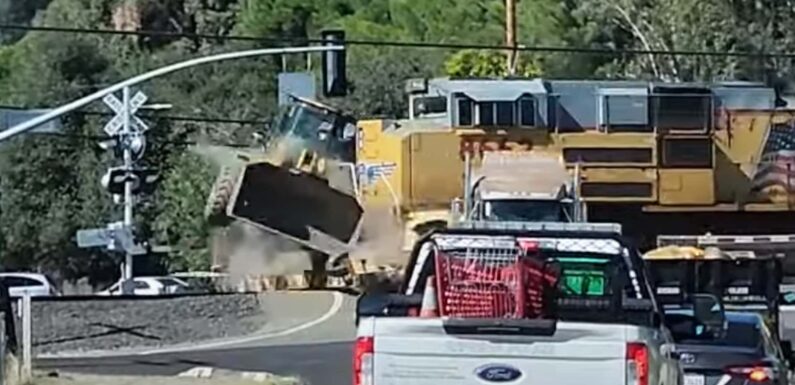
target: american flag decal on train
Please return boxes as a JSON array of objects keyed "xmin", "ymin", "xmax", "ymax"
[{"xmin": 752, "ymin": 122, "xmax": 795, "ymax": 194}]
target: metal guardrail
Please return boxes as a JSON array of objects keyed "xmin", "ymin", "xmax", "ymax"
[{"xmin": 26, "ymin": 291, "xmax": 255, "ymax": 302}]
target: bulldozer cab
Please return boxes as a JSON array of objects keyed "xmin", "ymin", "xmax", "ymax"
[
  {"xmin": 207, "ymin": 95, "xmax": 363, "ymax": 260},
  {"xmin": 267, "ymin": 95, "xmax": 357, "ymax": 167}
]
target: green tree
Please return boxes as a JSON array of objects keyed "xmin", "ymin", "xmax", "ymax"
[
  {"xmin": 571, "ymin": 0, "xmax": 795, "ymax": 82},
  {"xmin": 444, "ymin": 50, "xmax": 543, "ymax": 78},
  {"xmin": 0, "ymin": 0, "xmax": 52, "ymax": 43},
  {"xmin": 153, "ymin": 151, "xmax": 215, "ymax": 272}
]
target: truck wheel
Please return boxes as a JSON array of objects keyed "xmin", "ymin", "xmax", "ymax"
[{"xmin": 205, "ymin": 167, "xmax": 236, "ymax": 227}]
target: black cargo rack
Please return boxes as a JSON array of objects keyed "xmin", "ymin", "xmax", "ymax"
[{"xmin": 642, "ymin": 251, "xmax": 783, "ymax": 333}]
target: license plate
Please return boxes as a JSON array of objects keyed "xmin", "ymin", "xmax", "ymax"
[{"xmin": 684, "ymin": 374, "xmax": 705, "ymax": 385}]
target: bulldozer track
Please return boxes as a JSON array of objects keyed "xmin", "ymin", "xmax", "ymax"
[{"xmin": 205, "ymin": 166, "xmax": 237, "ymax": 226}]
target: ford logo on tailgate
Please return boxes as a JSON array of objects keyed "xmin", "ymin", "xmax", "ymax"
[{"xmin": 475, "ymin": 364, "xmax": 523, "ymax": 382}]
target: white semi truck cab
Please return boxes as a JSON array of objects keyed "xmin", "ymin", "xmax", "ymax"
[{"xmin": 452, "ymin": 152, "xmax": 586, "ymax": 224}]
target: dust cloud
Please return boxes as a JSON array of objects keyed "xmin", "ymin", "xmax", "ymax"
[
  {"xmin": 224, "ymin": 222, "xmax": 312, "ymax": 284},
  {"xmin": 350, "ymin": 207, "xmax": 407, "ymax": 267}
]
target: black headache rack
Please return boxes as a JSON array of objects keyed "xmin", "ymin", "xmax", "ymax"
[
  {"xmin": 401, "ymin": 220, "xmax": 629, "ymax": 294},
  {"xmin": 643, "ymin": 246, "xmax": 783, "ymax": 332}
]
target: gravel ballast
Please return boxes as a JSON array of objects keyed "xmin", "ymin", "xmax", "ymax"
[{"xmin": 30, "ymin": 294, "xmax": 266, "ymax": 356}]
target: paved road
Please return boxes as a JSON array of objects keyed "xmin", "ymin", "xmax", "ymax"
[
  {"xmin": 42, "ymin": 294, "xmax": 795, "ymax": 385},
  {"xmin": 37, "ymin": 341, "xmax": 352, "ymax": 385},
  {"xmin": 37, "ymin": 291, "xmax": 357, "ymax": 384}
]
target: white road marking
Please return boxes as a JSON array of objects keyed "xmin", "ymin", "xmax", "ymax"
[
  {"xmin": 241, "ymin": 371, "xmax": 276, "ymax": 382},
  {"xmin": 136, "ymin": 291, "xmax": 345, "ymax": 355},
  {"xmin": 177, "ymin": 366, "xmax": 214, "ymax": 378}
]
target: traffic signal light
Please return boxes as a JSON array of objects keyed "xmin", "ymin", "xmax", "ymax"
[
  {"xmin": 101, "ymin": 167, "xmax": 160, "ymax": 195},
  {"xmin": 320, "ymin": 30, "xmax": 347, "ymax": 97}
]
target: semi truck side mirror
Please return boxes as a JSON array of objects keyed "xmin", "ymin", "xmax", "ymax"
[{"xmin": 450, "ymin": 198, "xmax": 464, "ymax": 221}]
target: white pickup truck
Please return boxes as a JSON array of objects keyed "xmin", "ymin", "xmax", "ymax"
[{"xmin": 355, "ymin": 221, "xmax": 684, "ymax": 385}]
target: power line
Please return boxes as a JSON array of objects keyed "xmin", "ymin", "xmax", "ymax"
[
  {"xmin": 0, "ymin": 105, "xmax": 266, "ymax": 147},
  {"xmin": 39, "ymin": 132, "xmax": 254, "ymax": 148},
  {"xmin": 0, "ymin": 23, "xmax": 792, "ymax": 59},
  {"xmin": 0, "ymin": 105, "xmax": 270, "ymax": 126}
]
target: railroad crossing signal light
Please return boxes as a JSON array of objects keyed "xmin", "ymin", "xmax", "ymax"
[
  {"xmin": 320, "ymin": 30, "xmax": 347, "ymax": 97},
  {"xmin": 97, "ymin": 131, "xmax": 146, "ymax": 160},
  {"xmin": 101, "ymin": 167, "xmax": 160, "ymax": 195}
]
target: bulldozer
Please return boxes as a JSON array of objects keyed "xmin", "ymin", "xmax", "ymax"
[{"xmin": 204, "ymin": 95, "xmax": 363, "ymax": 287}]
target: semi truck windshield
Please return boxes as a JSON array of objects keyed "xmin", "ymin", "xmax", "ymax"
[{"xmin": 484, "ymin": 199, "xmax": 569, "ymax": 222}]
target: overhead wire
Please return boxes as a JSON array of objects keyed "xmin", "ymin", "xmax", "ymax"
[
  {"xmin": 0, "ymin": 23, "xmax": 792, "ymax": 59},
  {"xmin": 0, "ymin": 104, "xmax": 270, "ymax": 126},
  {"xmin": 0, "ymin": 105, "xmax": 262, "ymax": 147},
  {"xmin": 38, "ymin": 132, "xmax": 254, "ymax": 148}
]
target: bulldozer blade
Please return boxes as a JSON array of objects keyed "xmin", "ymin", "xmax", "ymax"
[{"xmin": 227, "ymin": 162, "xmax": 364, "ymax": 257}]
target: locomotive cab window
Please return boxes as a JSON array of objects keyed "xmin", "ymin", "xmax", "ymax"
[
  {"xmin": 519, "ymin": 97, "xmax": 536, "ymax": 126},
  {"xmin": 478, "ymin": 101, "xmax": 518, "ymax": 127},
  {"xmin": 478, "ymin": 102, "xmax": 495, "ymax": 126},
  {"xmin": 456, "ymin": 96, "xmax": 474, "ymax": 126},
  {"xmin": 412, "ymin": 96, "xmax": 447, "ymax": 118},
  {"xmin": 495, "ymin": 101, "xmax": 515, "ymax": 126},
  {"xmin": 651, "ymin": 87, "xmax": 712, "ymax": 131}
]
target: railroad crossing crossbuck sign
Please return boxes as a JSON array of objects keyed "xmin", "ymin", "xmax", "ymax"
[{"xmin": 102, "ymin": 91, "xmax": 150, "ymax": 136}]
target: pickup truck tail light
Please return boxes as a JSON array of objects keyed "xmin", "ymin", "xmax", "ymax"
[
  {"xmin": 354, "ymin": 336, "xmax": 374, "ymax": 385},
  {"xmin": 725, "ymin": 365, "xmax": 774, "ymax": 382},
  {"xmin": 626, "ymin": 342, "xmax": 649, "ymax": 385}
]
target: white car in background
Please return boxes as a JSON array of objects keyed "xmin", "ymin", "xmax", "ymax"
[
  {"xmin": 0, "ymin": 272, "xmax": 57, "ymax": 298},
  {"xmin": 97, "ymin": 276, "xmax": 192, "ymax": 296}
]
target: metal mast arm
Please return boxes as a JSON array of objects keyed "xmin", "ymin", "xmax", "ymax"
[{"xmin": 0, "ymin": 45, "xmax": 342, "ymax": 142}]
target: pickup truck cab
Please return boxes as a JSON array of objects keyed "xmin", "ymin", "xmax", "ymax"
[{"xmin": 355, "ymin": 221, "xmax": 684, "ymax": 385}]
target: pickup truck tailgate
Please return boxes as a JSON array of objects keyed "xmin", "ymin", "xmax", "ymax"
[{"xmin": 367, "ymin": 318, "xmax": 629, "ymax": 385}]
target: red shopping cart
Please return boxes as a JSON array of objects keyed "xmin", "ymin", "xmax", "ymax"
[{"xmin": 434, "ymin": 240, "xmax": 559, "ymax": 318}]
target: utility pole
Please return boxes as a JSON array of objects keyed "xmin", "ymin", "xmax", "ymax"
[{"xmin": 505, "ymin": 0, "xmax": 518, "ymax": 76}]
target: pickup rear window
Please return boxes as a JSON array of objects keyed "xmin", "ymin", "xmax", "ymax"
[
  {"xmin": 558, "ymin": 256, "xmax": 611, "ymax": 296},
  {"xmin": 675, "ymin": 319, "xmax": 761, "ymax": 348},
  {"xmin": 560, "ymin": 254, "xmax": 651, "ymax": 296}
]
